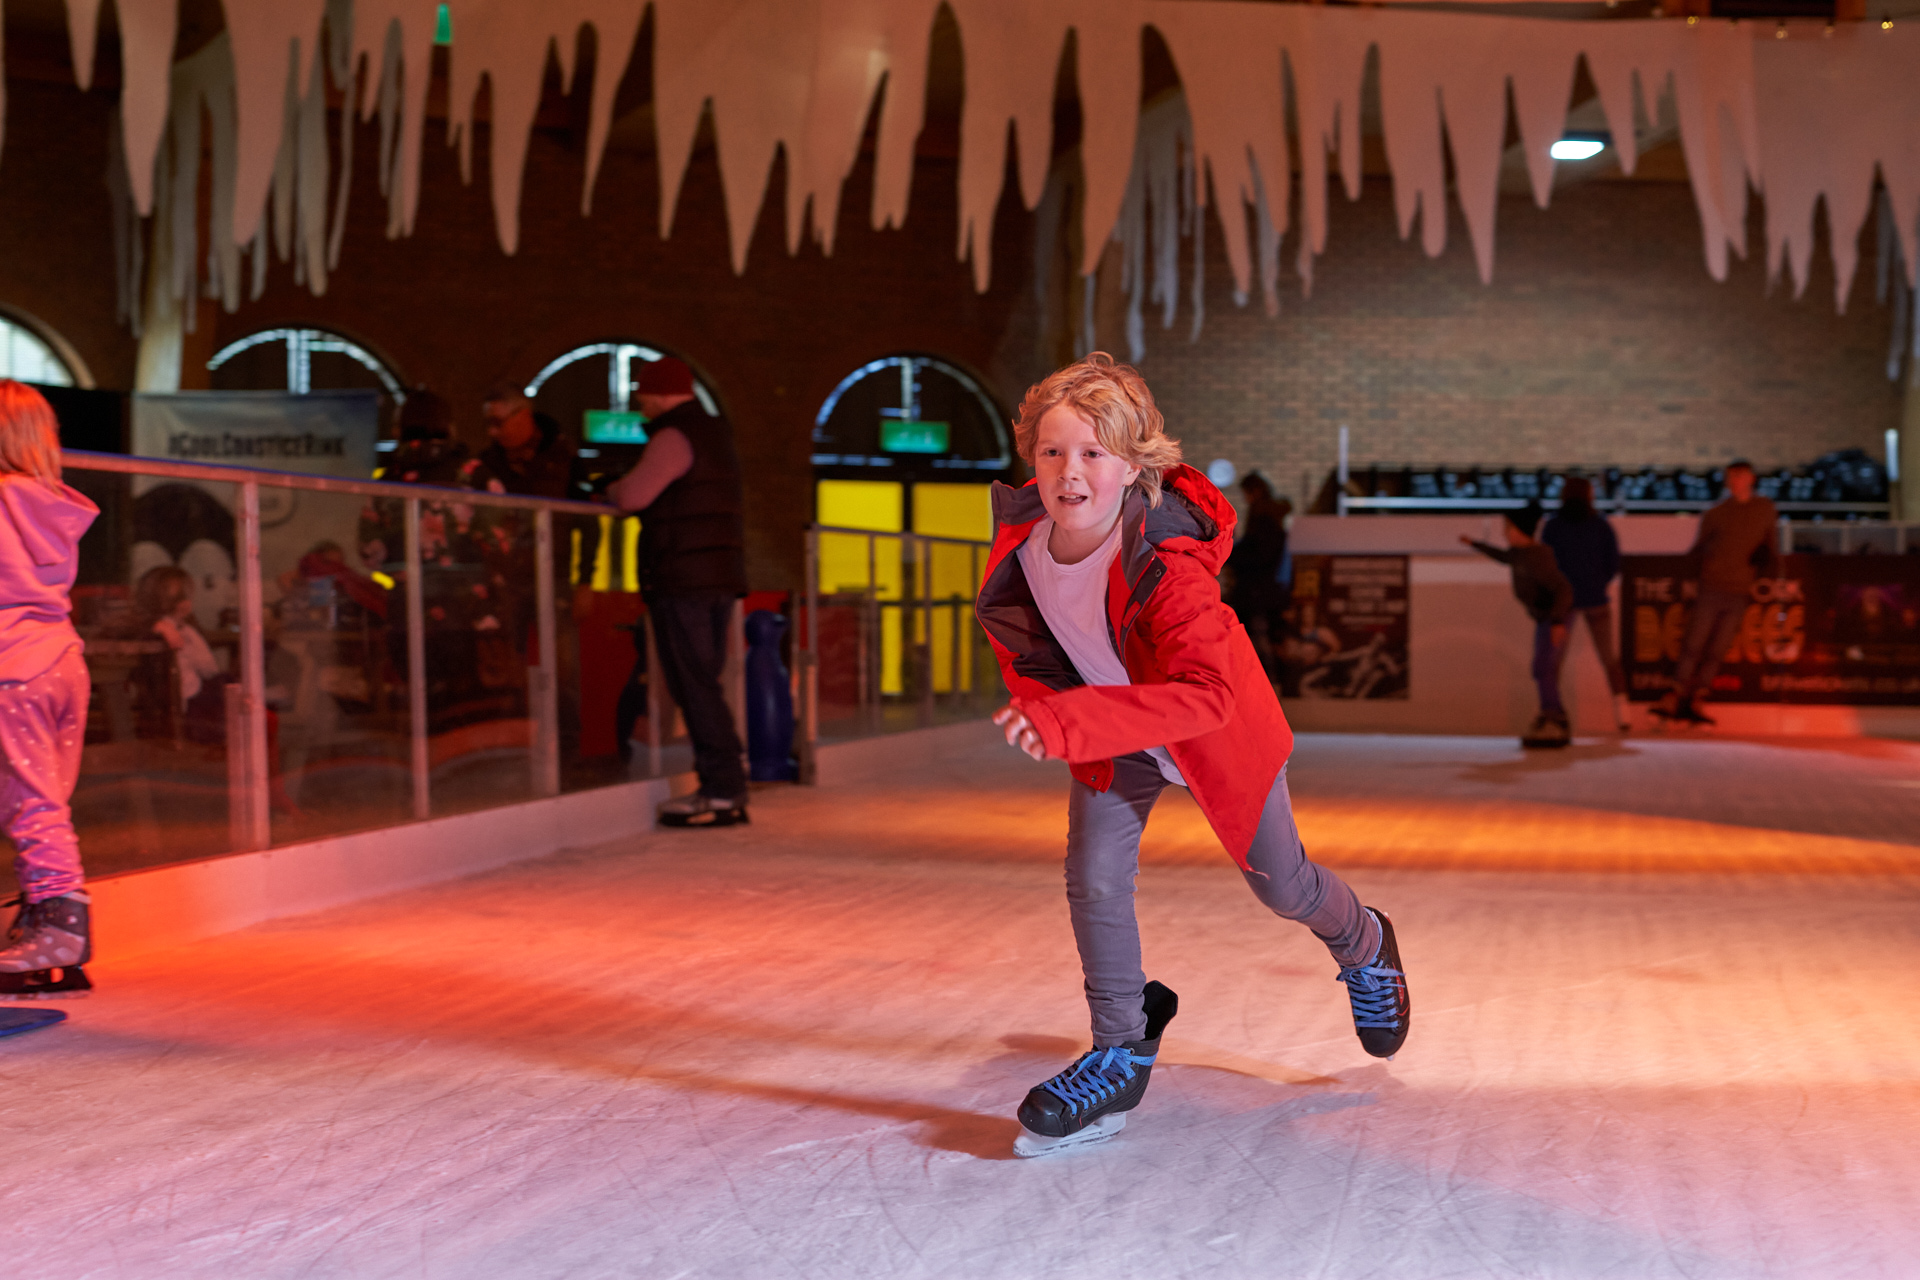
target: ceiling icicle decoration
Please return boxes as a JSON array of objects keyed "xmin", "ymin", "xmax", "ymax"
[{"xmin": 60, "ymin": 0, "xmax": 1920, "ymax": 351}]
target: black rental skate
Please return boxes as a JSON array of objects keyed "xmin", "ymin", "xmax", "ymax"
[
  {"xmin": 1338, "ymin": 908, "xmax": 1409, "ymax": 1059},
  {"xmin": 0, "ymin": 893, "xmax": 94, "ymax": 1000},
  {"xmin": 657, "ymin": 791, "xmax": 749, "ymax": 828},
  {"xmin": 1014, "ymin": 980, "xmax": 1178, "ymax": 1158},
  {"xmin": 1520, "ymin": 712, "xmax": 1570, "ymax": 749}
]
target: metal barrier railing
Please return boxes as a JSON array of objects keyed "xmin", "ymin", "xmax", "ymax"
[
  {"xmin": 61, "ymin": 449, "xmax": 613, "ymax": 863},
  {"xmin": 1780, "ymin": 520, "xmax": 1920, "ymax": 554},
  {"xmin": 797, "ymin": 524, "xmax": 999, "ymax": 782}
]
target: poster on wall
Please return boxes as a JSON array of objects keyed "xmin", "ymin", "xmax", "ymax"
[
  {"xmin": 1279, "ymin": 555, "xmax": 1409, "ymax": 699},
  {"xmin": 1621, "ymin": 555, "xmax": 1920, "ymax": 704}
]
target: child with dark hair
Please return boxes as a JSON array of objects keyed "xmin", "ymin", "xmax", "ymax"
[
  {"xmin": 0, "ymin": 379, "xmax": 100, "ymax": 996},
  {"xmin": 1463, "ymin": 501, "xmax": 1576, "ymax": 747}
]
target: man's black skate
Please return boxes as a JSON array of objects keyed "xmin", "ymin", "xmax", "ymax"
[
  {"xmin": 1014, "ymin": 980, "xmax": 1178, "ymax": 1157},
  {"xmin": 0, "ymin": 893, "xmax": 93, "ymax": 1000},
  {"xmin": 1520, "ymin": 712, "xmax": 1570, "ymax": 749},
  {"xmin": 1338, "ymin": 907, "xmax": 1409, "ymax": 1059},
  {"xmin": 657, "ymin": 791, "xmax": 749, "ymax": 828}
]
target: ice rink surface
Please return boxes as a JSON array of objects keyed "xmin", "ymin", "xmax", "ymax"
[{"xmin": 4, "ymin": 730, "xmax": 1919, "ymax": 1279}]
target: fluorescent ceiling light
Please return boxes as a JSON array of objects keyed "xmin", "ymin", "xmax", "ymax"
[{"xmin": 1551, "ymin": 139, "xmax": 1605, "ymax": 161}]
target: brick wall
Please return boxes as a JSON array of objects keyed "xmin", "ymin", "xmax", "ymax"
[
  {"xmin": 0, "ymin": 78, "xmax": 138, "ymax": 391},
  {"xmin": 1135, "ymin": 176, "xmax": 1905, "ymax": 509}
]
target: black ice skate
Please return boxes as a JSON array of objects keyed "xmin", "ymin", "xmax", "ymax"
[
  {"xmin": 1520, "ymin": 712, "xmax": 1570, "ymax": 749},
  {"xmin": 0, "ymin": 892, "xmax": 93, "ymax": 1000},
  {"xmin": 1338, "ymin": 907, "xmax": 1409, "ymax": 1059},
  {"xmin": 657, "ymin": 791, "xmax": 749, "ymax": 828},
  {"xmin": 1013, "ymin": 980, "xmax": 1178, "ymax": 1158}
]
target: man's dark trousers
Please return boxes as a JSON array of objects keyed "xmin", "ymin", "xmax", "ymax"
[
  {"xmin": 650, "ymin": 592, "xmax": 746, "ymax": 799},
  {"xmin": 1672, "ymin": 588, "xmax": 1749, "ymax": 703}
]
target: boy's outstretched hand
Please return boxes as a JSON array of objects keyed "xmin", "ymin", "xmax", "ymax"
[{"xmin": 993, "ymin": 705, "xmax": 1048, "ymax": 761}]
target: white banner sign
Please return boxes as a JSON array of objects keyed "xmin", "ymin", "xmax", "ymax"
[{"xmin": 131, "ymin": 391, "xmax": 379, "ymax": 478}]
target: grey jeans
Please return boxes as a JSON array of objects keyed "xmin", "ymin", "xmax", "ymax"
[{"xmin": 1065, "ymin": 753, "xmax": 1380, "ymax": 1045}]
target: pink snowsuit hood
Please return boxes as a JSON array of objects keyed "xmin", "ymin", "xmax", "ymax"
[{"xmin": 0, "ymin": 473, "xmax": 99, "ymax": 681}]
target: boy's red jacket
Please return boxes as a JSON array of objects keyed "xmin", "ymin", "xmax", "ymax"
[{"xmin": 975, "ymin": 464, "xmax": 1293, "ymax": 867}]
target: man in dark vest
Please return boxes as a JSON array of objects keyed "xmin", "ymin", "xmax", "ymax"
[{"xmin": 608, "ymin": 357, "xmax": 749, "ymax": 826}]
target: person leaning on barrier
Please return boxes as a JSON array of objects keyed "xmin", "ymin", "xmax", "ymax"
[
  {"xmin": 606, "ymin": 358, "xmax": 749, "ymax": 828},
  {"xmin": 1652, "ymin": 460, "xmax": 1779, "ymax": 727},
  {"xmin": 476, "ymin": 383, "xmax": 575, "ymax": 500}
]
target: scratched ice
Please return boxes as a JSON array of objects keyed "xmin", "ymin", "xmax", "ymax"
[{"xmin": 3, "ymin": 732, "xmax": 1917, "ymax": 1278}]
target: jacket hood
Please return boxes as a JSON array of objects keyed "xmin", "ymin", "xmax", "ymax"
[
  {"xmin": 990, "ymin": 462, "xmax": 1236, "ymax": 573},
  {"xmin": 0, "ymin": 474, "xmax": 98, "ymax": 567}
]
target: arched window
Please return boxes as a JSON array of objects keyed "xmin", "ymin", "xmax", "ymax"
[
  {"xmin": 812, "ymin": 355, "xmax": 1009, "ymax": 479},
  {"xmin": 812, "ymin": 354, "xmax": 1009, "ymax": 541},
  {"xmin": 209, "ymin": 327, "xmax": 405, "ymax": 456},
  {"xmin": 207, "ymin": 327, "xmax": 404, "ymax": 398},
  {"xmin": 526, "ymin": 342, "xmax": 720, "ymax": 453},
  {"xmin": 0, "ymin": 312, "xmax": 84, "ymax": 387}
]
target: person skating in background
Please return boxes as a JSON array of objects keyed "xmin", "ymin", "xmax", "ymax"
[
  {"xmin": 979, "ymin": 354, "xmax": 1409, "ymax": 1158},
  {"xmin": 1224, "ymin": 470, "xmax": 1290, "ymax": 681},
  {"xmin": 1653, "ymin": 460, "xmax": 1778, "ymax": 727},
  {"xmin": 1462, "ymin": 502, "xmax": 1576, "ymax": 748},
  {"xmin": 1540, "ymin": 477, "xmax": 1630, "ymax": 732},
  {"xmin": 0, "ymin": 380, "xmax": 100, "ymax": 997},
  {"xmin": 608, "ymin": 358, "xmax": 749, "ymax": 827}
]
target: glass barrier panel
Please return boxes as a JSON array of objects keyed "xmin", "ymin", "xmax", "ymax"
[
  {"xmin": 420, "ymin": 490, "xmax": 540, "ymax": 817},
  {"xmin": 63, "ymin": 470, "xmax": 241, "ymax": 884},
  {"xmin": 267, "ymin": 487, "xmax": 414, "ymax": 843}
]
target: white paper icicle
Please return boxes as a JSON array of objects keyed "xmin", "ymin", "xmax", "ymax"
[
  {"xmin": 85, "ymin": 0, "xmax": 1920, "ymax": 340},
  {"xmin": 1754, "ymin": 25, "xmax": 1920, "ymax": 310}
]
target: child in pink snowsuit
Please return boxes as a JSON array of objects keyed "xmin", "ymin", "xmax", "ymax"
[{"xmin": 0, "ymin": 380, "xmax": 99, "ymax": 996}]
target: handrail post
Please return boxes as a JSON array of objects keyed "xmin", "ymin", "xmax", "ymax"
[
  {"xmin": 236, "ymin": 480, "xmax": 270, "ymax": 851},
  {"xmin": 404, "ymin": 497, "xmax": 429, "ymax": 820},
  {"xmin": 800, "ymin": 527, "xmax": 819, "ymax": 783},
  {"xmin": 532, "ymin": 507, "xmax": 560, "ymax": 797},
  {"xmin": 643, "ymin": 608, "xmax": 664, "ymax": 777},
  {"xmin": 916, "ymin": 536, "xmax": 933, "ymax": 729},
  {"xmin": 865, "ymin": 532, "xmax": 879, "ymax": 730}
]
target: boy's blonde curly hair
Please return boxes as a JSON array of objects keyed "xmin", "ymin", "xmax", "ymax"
[{"xmin": 1013, "ymin": 352, "xmax": 1183, "ymax": 507}]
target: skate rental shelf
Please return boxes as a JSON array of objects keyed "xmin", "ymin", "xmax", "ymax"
[{"xmin": 1283, "ymin": 513, "xmax": 1920, "ymax": 739}]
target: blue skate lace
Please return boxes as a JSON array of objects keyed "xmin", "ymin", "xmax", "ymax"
[
  {"xmin": 1337, "ymin": 959, "xmax": 1406, "ymax": 1029},
  {"xmin": 1039, "ymin": 1045, "xmax": 1156, "ymax": 1116}
]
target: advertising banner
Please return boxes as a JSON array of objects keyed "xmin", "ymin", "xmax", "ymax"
[
  {"xmin": 131, "ymin": 390, "xmax": 379, "ymax": 478},
  {"xmin": 1280, "ymin": 554, "xmax": 1409, "ymax": 699},
  {"xmin": 1621, "ymin": 554, "xmax": 1920, "ymax": 704}
]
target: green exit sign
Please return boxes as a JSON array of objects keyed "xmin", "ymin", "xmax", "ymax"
[
  {"xmin": 881, "ymin": 419, "xmax": 950, "ymax": 454},
  {"xmin": 584, "ymin": 410, "xmax": 648, "ymax": 444}
]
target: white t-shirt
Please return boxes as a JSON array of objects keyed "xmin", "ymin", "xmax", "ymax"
[{"xmin": 1018, "ymin": 517, "xmax": 1186, "ymax": 787}]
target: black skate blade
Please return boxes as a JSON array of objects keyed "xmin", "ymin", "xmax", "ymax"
[
  {"xmin": 1013, "ymin": 1112, "xmax": 1125, "ymax": 1158},
  {"xmin": 0, "ymin": 965, "xmax": 93, "ymax": 1000},
  {"xmin": 0, "ymin": 1007, "xmax": 67, "ymax": 1039},
  {"xmin": 658, "ymin": 810, "xmax": 749, "ymax": 828}
]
